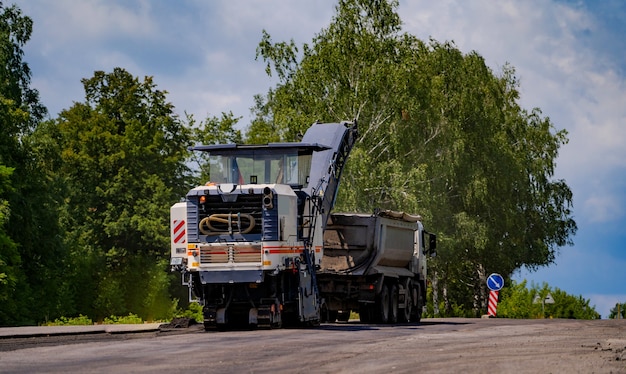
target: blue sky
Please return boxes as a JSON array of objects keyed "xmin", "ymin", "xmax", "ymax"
[{"xmin": 14, "ymin": 0, "xmax": 626, "ymax": 319}]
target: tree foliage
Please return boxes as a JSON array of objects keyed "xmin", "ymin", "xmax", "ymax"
[
  {"xmin": 0, "ymin": 165, "xmax": 19, "ymax": 321},
  {"xmin": 609, "ymin": 302, "xmax": 626, "ymax": 319},
  {"xmin": 0, "ymin": 2, "xmax": 70, "ymax": 325},
  {"xmin": 36, "ymin": 68, "xmax": 192, "ymax": 321},
  {"xmin": 252, "ymin": 0, "xmax": 577, "ymax": 315}
]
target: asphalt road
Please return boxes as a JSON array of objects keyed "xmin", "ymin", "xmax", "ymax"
[{"xmin": 0, "ymin": 318, "xmax": 624, "ymax": 373}]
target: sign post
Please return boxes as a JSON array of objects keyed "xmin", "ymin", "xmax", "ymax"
[
  {"xmin": 533, "ymin": 293, "xmax": 555, "ymax": 317},
  {"xmin": 486, "ymin": 273, "xmax": 504, "ymax": 317}
]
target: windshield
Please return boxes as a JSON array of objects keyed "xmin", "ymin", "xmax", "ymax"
[{"xmin": 208, "ymin": 150, "xmax": 312, "ymax": 187}]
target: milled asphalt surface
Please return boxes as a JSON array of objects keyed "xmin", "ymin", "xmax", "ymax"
[{"xmin": 0, "ymin": 323, "xmax": 163, "ymax": 338}]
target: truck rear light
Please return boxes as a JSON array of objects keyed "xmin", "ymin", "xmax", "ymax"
[{"xmin": 262, "ymin": 187, "xmax": 273, "ymax": 209}]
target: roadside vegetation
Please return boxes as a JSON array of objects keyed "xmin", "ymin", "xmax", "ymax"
[
  {"xmin": 44, "ymin": 313, "xmax": 143, "ymax": 326},
  {"xmin": 423, "ymin": 280, "xmax": 600, "ymax": 319}
]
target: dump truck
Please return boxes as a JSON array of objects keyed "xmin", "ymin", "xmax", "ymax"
[
  {"xmin": 319, "ymin": 210, "xmax": 436, "ymax": 324},
  {"xmin": 170, "ymin": 120, "xmax": 436, "ymax": 330}
]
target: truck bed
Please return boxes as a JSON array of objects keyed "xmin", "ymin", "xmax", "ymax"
[{"xmin": 320, "ymin": 211, "xmax": 420, "ymax": 276}]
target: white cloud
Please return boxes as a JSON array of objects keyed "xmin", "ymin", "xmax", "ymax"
[
  {"xmin": 561, "ymin": 69, "xmax": 626, "ymax": 166},
  {"xmin": 152, "ymin": 0, "xmax": 336, "ymax": 122},
  {"xmin": 42, "ymin": 0, "xmax": 156, "ymax": 42},
  {"xmin": 583, "ymin": 193, "xmax": 625, "ymax": 223},
  {"xmin": 214, "ymin": 0, "xmax": 335, "ymax": 41},
  {"xmin": 163, "ymin": 77, "xmax": 246, "ymax": 121}
]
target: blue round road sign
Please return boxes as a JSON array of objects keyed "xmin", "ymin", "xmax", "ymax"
[{"xmin": 487, "ymin": 273, "xmax": 504, "ymax": 291}]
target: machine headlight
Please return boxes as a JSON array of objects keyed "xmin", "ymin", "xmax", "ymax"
[{"xmin": 170, "ymin": 257, "xmax": 184, "ymax": 266}]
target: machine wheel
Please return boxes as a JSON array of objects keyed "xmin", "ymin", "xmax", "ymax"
[
  {"xmin": 320, "ymin": 302, "xmax": 330, "ymax": 323},
  {"xmin": 376, "ymin": 284, "xmax": 390, "ymax": 324},
  {"xmin": 389, "ymin": 283, "xmax": 399, "ymax": 324},
  {"xmin": 359, "ymin": 304, "xmax": 373, "ymax": 323},
  {"xmin": 203, "ymin": 305, "xmax": 217, "ymax": 331},
  {"xmin": 400, "ymin": 280, "xmax": 412, "ymax": 323},
  {"xmin": 336, "ymin": 310, "xmax": 351, "ymax": 322},
  {"xmin": 327, "ymin": 310, "xmax": 338, "ymax": 323}
]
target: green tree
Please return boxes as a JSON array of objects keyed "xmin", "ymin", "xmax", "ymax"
[
  {"xmin": 0, "ymin": 2, "xmax": 70, "ymax": 325},
  {"xmin": 44, "ymin": 68, "xmax": 192, "ymax": 321},
  {"xmin": 609, "ymin": 302, "xmax": 626, "ymax": 319},
  {"xmin": 252, "ymin": 0, "xmax": 576, "ymax": 316},
  {"xmin": 0, "ymin": 165, "xmax": 20, "ymax": 322}
]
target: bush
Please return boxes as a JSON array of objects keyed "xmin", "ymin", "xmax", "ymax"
[
  {"xmin": 45, "ymin": 314, "xmax": 93, "ymax": 326},
  {"xmin": 173, "ymin": 301, "xmax": 203, "ymax": 323},
  {"xmin": 103, "ymin": 313, "xmax": 144, "ymax": 324}
]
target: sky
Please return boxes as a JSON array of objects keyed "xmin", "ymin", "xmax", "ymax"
[{"xmin": 12, "ymin": 0, "xmax": 626, "ymax": 319}]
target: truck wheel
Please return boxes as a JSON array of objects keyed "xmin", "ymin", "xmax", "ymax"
[
  {"xmin": 359, "ymin": 304, "xmax": 372, "ymax": 323},
  {"xmin": 411, "ymin": 282, "xmax": 423, "ymax": 323},
  {"xmin": 376, "ymin": 284, "xmax": 390, "ymax": 324},
  {"xmin": 389, "ymin": 284, "xmax": 399, "ymax": 324},
  {"xmin": 400, "ymin": 280, "xmax": 412, "ymax": 323}
]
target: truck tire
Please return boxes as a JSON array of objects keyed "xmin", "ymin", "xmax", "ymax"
[
  {"xmin": 389, "ymin": 283, "xmax": 399, "ymax": 324},
  {"xmin": 359, "ymin": 304, "xmax": 373, "ymax": 323},
  {"xmin": 411, "ymin": 282, "xmax": 423, "ymax": 323},
  {"xmin": 400, "ymin": 280, "xmax": 412, "ymax": 323},
  {"xmin": 376, "ymin": 284, "xmax": 390, "ymax": 324}
]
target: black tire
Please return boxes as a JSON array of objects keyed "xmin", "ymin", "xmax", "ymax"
[
  {"xmin": 359, "ymin": 304, "xmax": 372, "ymax": 323},
  {"xmin": 376, "ymin": 284, "xmax": 390, "ymax": 324},
  {"xmin": 327, "ymin": 310, "xmax": 338, "ymax": 323},
  {"xmin": 320, "ymin": 303, "xmax": 330, "ymax": 323},
  {"xmin": 336, "ymin": 310, "xmax": 350, "ymax": 322},
  {"xmin": 400, "ymin": 280, "xmax": 412, "ymax": 323},
  {"xmin": 412, "ymin": 282, "xmax": 423, "ymax": 323},
  {"xmin": 389, "ymin": 283, "xmax": 399, "ymax": 324}
]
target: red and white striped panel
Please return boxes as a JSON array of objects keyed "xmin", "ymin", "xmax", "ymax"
[
  {"xmin": 487, "ymin": 290, "xmax": 499, "ymax": 317},
  {"xmin": 173, "ymin": 219, "xmax": 186, "ymax": 244}
]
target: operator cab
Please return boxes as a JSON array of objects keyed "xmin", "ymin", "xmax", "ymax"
[{"xmin": 191, "ymin": 143, "xmax": 331, "ymax": 189}]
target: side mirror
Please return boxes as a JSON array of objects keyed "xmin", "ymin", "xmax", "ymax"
[{"xmin": 423, "ymin": 232, "xmax": 437, "ymax": 257}]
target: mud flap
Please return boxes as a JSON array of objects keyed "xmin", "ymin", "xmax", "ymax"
[{"xmin": 298, "ymin": 264, "xmax": 320, "ymax": 322}]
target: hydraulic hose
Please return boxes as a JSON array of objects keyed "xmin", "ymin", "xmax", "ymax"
[{"xmin": 198, "ymin": 213, "xmax": 256, "ymax": 235}]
